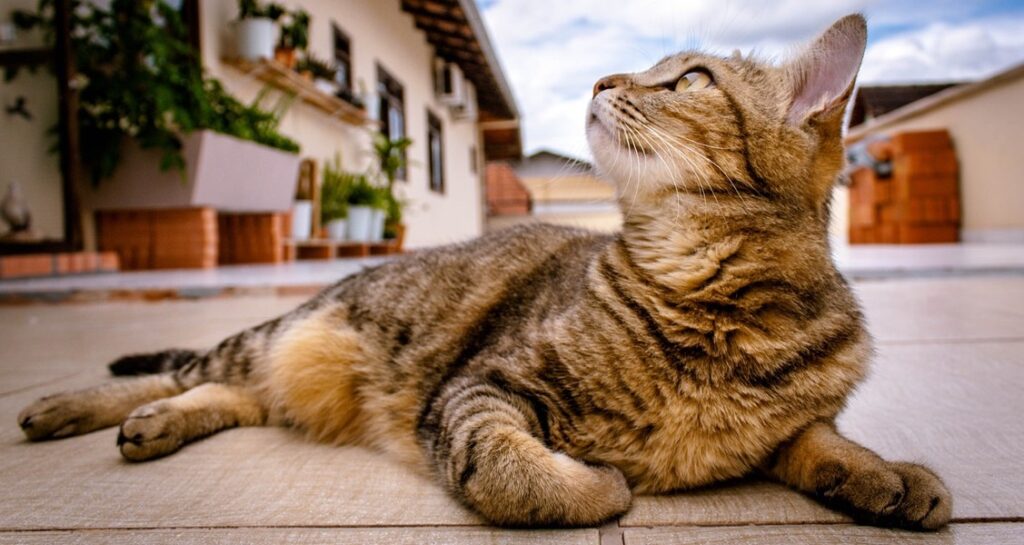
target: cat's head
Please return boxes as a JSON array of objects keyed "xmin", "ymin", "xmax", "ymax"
[{"xmin": 587, "ymin": 14, "xmax": 867, "ymax": 211}]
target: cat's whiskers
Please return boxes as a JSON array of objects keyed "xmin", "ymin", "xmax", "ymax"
[
  {"xmin": 644, "ymin": 125, "xmax": 714, "ymax": 207},
  {"xmin": 648, "ymin": 125, "xmax": 754, "ymax": 213},
  {"xmin": 649, "ymin": 125, "xmax": 757, "ymax": 214},
  {"xmin": 627, "ymin": 124, "xmax": 686, "ymax": 224}
]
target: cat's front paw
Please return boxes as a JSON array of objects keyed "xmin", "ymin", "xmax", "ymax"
[
  {"xmin": 821, "ymin": 460, "xmax": 951, "ymax": 531},
  {"xmin": 117, "ymin": 402, "xmax": 186, "ymax": 462},
  {"xmin": 18, "ymin": 393, "xmax": 99, "ymax": 440},
  {"xmin": 884, "ymin": 462, "xmax": 952, "ymax": 530}
]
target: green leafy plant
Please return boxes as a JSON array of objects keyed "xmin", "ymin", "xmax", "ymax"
[
  {"xmin": 320, "ymin": 154, "xmax": 350, "ymax": 224},
  {"xmin": 238, "ymin": 0, "xmax": 284, "ymax": 20},
  {"xmin": 9, "ymin": 0, "xmax": 299, "ymax": 184},
  {"xmin": 296, "ymin": 54, "xmax": 337, "ymax": 81},
  {"xmin": 346, "ymin": 173, "xmax": 384, "ymax": 209},
  {"xmin": 371, "ymin": 132, "xmax": 414, "ymax": 191},
  {"xmin": 278, "ymin": 9, "xmax": 310, "ymax": 51},
  {"xmin": 369, "ymin": 132, "xmax": 413, "ymax": 232}
]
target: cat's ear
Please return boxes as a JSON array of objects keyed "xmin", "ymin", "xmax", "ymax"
[{"xmin": 784, "ymin": 14, "xmax": 867, "ymax": 125}]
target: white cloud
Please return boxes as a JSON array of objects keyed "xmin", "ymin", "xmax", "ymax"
[
  {"xmin": 859, "ymin": 15, "xmax": 1024, "ymax": 84},
  {"xmin": 480, "ymin": 1, "xmax": 1024, "ymax": 159}
]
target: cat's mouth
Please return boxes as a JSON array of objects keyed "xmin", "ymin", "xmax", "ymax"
[{"xmin": 588, "ymin": 109, "xmax": 654, "ymax": 156}]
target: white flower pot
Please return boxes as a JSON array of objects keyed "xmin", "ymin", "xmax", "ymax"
[
  {"xmin": 370, "ymin": 208, "xmax": 386, "ymax": 242},
  {"xmin": 83, "ymin": 130, "xmax": 300, "ymax": 212},
  {"xmin": 314, "ymin": 78, "xmax": 338, "ymax": 95},
  {"xmin": 291, "ymin": 200, "xmax": 313, "ymax": 240},
  {"xmin": 347, "ymin": 205, "xmax": 374, "ymax": 242},
  {"xmin": 326, "ymin": 219, "xmax": 348, "ymax": 240},
  {"xmin": 237, "ymin": 18, "xmax": 277, "ymax": 61}
]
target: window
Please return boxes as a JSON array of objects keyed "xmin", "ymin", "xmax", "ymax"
[
  {"xmin": 427, "ymin": 110, "xmax": 444, "ymax": 194},
  {"xmin": 332, "ymin": 24, "xmax": 352, "ymax": 94},
  {"xmin": 377, "ymin": 64, "xmax": 406, "ymax": 180}
]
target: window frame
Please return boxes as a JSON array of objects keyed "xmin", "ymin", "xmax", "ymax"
[
  {"xmin": 331, "ymin": 23, "xmax": 353, "ymax": 94},
  {"xmin": 376, "ymin": 64, "xmax": 407, "ymax": 181},
  {"xmin": 427, "ymin": 109, "xmax": 445, "ymax": 194}
]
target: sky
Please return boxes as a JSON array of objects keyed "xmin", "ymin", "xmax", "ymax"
[{"xmin": 479, "ymin": 0, "xmax": 1024, "ymax": 160}]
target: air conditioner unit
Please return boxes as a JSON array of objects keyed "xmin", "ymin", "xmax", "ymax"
[
  {"xmin": 452, "ymin": 80, "xmax": 477, "ymax": 122},
  {"xmin": 434, "ymin": 58, "xmax": 466, "ymax": 108}
]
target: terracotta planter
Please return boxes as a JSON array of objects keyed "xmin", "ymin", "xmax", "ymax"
[
  {"xmin": 275, "ymin": 47, "xmax": 298, "ymax": 69},
  {"xmin": 82, "ymin": 130, "xmax": 301, "ymax": 212}
]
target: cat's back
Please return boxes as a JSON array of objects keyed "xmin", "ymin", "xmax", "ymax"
[{"xmin": 326, "ymin": 222, "xmax": 611, "ymax": 330}]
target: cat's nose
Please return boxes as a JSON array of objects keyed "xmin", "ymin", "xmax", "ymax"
[{"xmin": 593, "ymin": 74, "xmax": 630, "ymax": 97}]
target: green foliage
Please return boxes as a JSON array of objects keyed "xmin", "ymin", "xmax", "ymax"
[
  {"xmin": 278, "ymin": 9, "xmax": 310, "ymax": 51},
  {"xmin": 368, "ymin": 132, "xmax": 413, "ymax": 227},
  {"xmin": 296, "ymin": 54, "xmax": 336, "ymax": 81},
  {"xmin": 237, "ymin": 0, "xmax": 284, "ymax": 20},
  {"xmin": 371, "ymin": 132, "xmax": 414, "ymax": 190},
  {"xmin": 346, "ymin": 173, "xmax": 385, "ymax": 209},
  {"xmin": 319, "ymin": 154, "xmax": 349, "ymax": 223},
  {"xmin": 9, "ymin": 0, "xmax": 300, "ymax": 185}
]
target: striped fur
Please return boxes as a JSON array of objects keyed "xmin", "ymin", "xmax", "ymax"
[{"xmin": 17, "ymin": 14, "xmax": 949, "ymax": 530}]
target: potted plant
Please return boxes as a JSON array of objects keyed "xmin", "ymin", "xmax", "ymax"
[
  {"xmin": 297, "ymin": 54, "xmax": 339, "ymax": 95},
  {"xmin": 236, "ymin": 0, "xmax": 284, "ymax": 61},
  {"xmin": 275, "ymin": 8, "xmax": 309, "ymax": 69},
  {"xmin": 320, "ymin": 155, "xmax": 350, "ymax": 240},
  {"xmin": 345, "ymin": 174, "xmax": 384, "ymax": 242},
  {"xmin": 370, "ymin": 132, "xmax": 413, "ymax": 240},
  {"xmin": 10, "ymin": 1, "xmax": 302, "ymax": 212}
]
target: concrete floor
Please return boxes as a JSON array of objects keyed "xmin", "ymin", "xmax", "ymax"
[{"xmin": 0, "ymin": 276, "xmax": 1022, "ymax": 544}]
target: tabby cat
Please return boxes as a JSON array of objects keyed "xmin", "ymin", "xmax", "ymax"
[{"xmin": 18, "ymin": 14, "xmax": 951, "ymax": 530}]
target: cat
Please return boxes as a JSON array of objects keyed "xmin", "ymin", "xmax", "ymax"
[{"xmin": 17, "ymin": 14, "xmax": 950, "ymax": 530}]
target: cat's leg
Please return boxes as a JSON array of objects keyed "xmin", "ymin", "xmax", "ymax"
[
  {"xmin": 423, "ymin": 378, "xmax": 632, "ymax": 526},
  {"xmin": 18, "ymin": 374, "xmax": 184, "ymax": 440},
  {"xmin": 118, "ymin": 383, "xmax": 266, "ymax": 461},
  {"xmin": 764, "ymin": 420, "xmax": 951, "ymax": 530},
  {"xmin": 18, "ymin": 321, "xmax": 273, "ymax": 442}
]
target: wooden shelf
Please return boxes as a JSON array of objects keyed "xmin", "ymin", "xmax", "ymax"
[
  {"xmin": 224, "ymin": 57, "xmax": 372, "ymax": 127},
  {"xmin": 286, "ymin": 238, "xmax": 401, "ymax": 260}
]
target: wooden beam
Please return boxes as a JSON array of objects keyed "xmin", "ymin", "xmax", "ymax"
[
  {"xmin": 54, "ymin": 0, "xmax": 83, "ymax": 251},
  {"xmin": 0, "ymin": 47, "xmax": 52, "ymax": 69}
]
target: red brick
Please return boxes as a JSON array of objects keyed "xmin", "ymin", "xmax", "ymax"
[
  {"xmin": 890, "ymin": 130, "xmax": 953, "ymax": 155},
  {"xmin": 898, "ymin": 224, "xmax": 959, "ymax": 243}
]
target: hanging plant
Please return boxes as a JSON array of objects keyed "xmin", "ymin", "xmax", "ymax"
[{"xmin": 8, "ymin": 0, "xmax": 300, "ymax": 185}]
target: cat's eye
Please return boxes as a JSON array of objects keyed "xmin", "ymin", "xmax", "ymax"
[{"xmin": 675, "ymin": 70, "xmax": 714, "ymax": 92}]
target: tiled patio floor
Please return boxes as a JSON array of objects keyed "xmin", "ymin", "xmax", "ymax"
[{"xmin": 0, "ymin": 276, "xmax": 1022, "ymax": 544}]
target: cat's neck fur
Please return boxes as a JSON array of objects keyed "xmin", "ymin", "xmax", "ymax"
[{"xmin": 614, "ymin": 191, "xmax": 834, "ymax": 299}]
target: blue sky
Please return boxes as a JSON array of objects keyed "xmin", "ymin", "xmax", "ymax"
[{"xmin": 479, "ymin": 0, "xmax": 1024, "ymax": 159}]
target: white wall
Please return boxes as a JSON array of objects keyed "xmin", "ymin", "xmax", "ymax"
[
  {"xmin": 0, "ymin": 0, "xmax": 63, "ymax": 240},
  {"xmin": 201, "ymin": 0, "xmax": 485, "ymax": 248}
]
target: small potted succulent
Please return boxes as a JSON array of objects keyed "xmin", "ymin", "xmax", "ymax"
[
  {"xmin": 275, "ymin": 8, "xmax": 309, "ymax": 69},
  {"xmin": 320, "ymin": 155, "xmax": 350, "ymax": 240},
  {"xmin": 236, "ymin": 0, "xmax": 284, "ymax": 61},
  {"xmin": 297, "ymin": 54, "xmax": 339, "ymax": 95}
]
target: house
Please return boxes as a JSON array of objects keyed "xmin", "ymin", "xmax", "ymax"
[
  {"xmin": 485, "ymin": 150, "xmax": 621, "ymax": 233},
  {"xmin": 0, "ymin": 0, "xmax": 520, "ymax": 252},
  {"xmin": 845, "ymin": 62, "xmax": 1024, "ymax": 243},
  {"xmin": 848, "ymin": 83, "xmax": 961, "ymax": 128}
]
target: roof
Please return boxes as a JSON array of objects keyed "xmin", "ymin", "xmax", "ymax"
[
  {"xmin": 849, "ymin": 83, "xmax": 961, "ymax": 128},
  {"xmin": 520, "ymin": 175, "xmax": 616, "ymax": 203},
  {"xmin": 399, "ymin": 0, "xmax": 518, "ymax": 121},
  {"xmin": 525, "ymin": 150, "xmax": 593, "ymax": 170},
  {"xmin": 848, "ymin": 62, "xmax": 1024, "ymax": 143}
]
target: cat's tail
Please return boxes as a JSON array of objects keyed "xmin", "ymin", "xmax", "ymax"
[{"xmin": 108, "ymin": 349, "xmax": 200, "ymax": 376}]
